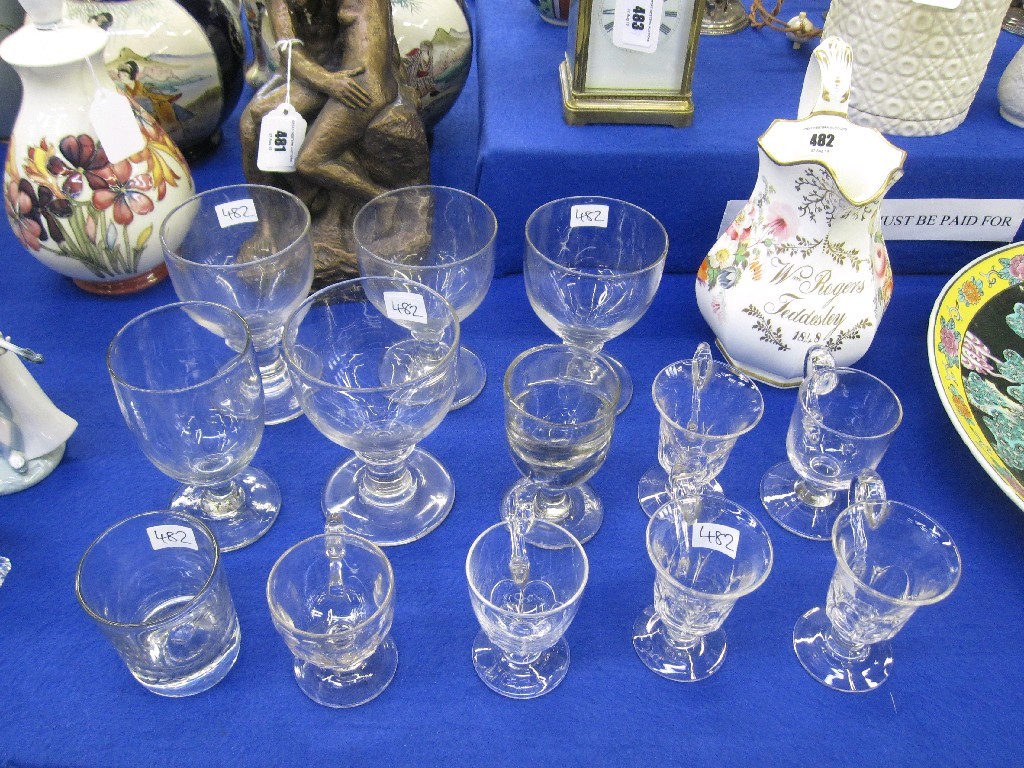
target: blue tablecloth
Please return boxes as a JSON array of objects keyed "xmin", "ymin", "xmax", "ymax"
[{"xmin": 2, "ymin": 3, "xmax": 1024, "ymax": 765}]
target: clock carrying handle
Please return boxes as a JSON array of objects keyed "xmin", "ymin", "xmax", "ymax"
[{"xmin": 797, "ymin": 35, "xmax": 852, "ymax": 119}]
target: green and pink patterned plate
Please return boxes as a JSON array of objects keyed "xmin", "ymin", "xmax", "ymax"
[{"xmin": 929, "ymin": 242, "xmax": 1024, "ymax": 509}]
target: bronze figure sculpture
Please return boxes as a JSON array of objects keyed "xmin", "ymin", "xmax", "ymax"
[{"xmin": 240, "ymin": 0, "xmax": 430, "ymax": 285}]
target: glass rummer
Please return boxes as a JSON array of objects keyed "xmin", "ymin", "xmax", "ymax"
[
  {"xmin": 354, "ymin": 184, "xmax": 497, "ymax": 410},
  {"xmin": 793, "ymin": 470, "xmax": 961, "ymax": 693},
  {"xmin": 466, "ymin": 519, "xmax": 589, "ymax": 699},
  {"xmin": 760, "ymin": 346, "xmax": 903, "ymax": 541},
  {"xmin": 267, "ymin": 530, "xmax": 397, "ymax": 707},
  {"xmin": 637, "ymin": 342, "xmax": 764, "ymax": 517},
  {"xmin": 75, "ymin": 510, "xmax": 240, "ymax": 697},
  {"xmin": 160, "ymin": 184, "xmax": 314, "ymax": 425},
  {"xmin": 524, "ymin": 196, "xmax": 668, "ymax": 413},
  {"xmin": 633, "ymin": 493, "xmax": 773, "ymax": 682},
  {"xmin": 502, "ymin": 343, "xmax": 619, "ymax": 545},
  {"xmin": 107, "ymin": 301, "xmax": 279, "ymax": 551},
  {"xmin": 282, "ymin": 276, "xmax": 459, "ymax": 546}
]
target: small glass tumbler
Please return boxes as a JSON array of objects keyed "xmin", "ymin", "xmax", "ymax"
[
  {"xmin": 354, "ymin": 185, "xmax": 497, "ymax": 410},
  {"xmin": 637, "ymin": 343, "xmax": 764, "ymax": 517},
  {"xmin": 633, "ymin": 495, "xmax": 773, "ymax": 682},
  {"xmin": 75, "ymin": 510, "xmax": 240, "ymax": 697},
  {"xmin": 267, "ymin": 532, "xmax": 397, "ymax": 708},
  {"xmin": 161, "ymin": 184, "xmax": 314, "ymax": 425},
  {"xmin": 283, "ymin": 276, "xmax": 460, "ymax": 546},
  {"xmin": 524, "ymin": 196, "xmax": 668, "ymax": 413},
  {"xmin": 107, "ymin": 301, "xmax": 280, "ymax": 551},
  {"xmin": 467, "ymin": 520, "xmax": 589, "ymax": 699},
  {"xmin": 502, "ymin": 344, "xmax": 619, "ymax": 545},
  {"xmin": 761, "ymin": 347, "xmax": 903, "ymax": 541},
  {"xmin": 793, "ymin": 471, "xmax": 962, "ymax": 693}
]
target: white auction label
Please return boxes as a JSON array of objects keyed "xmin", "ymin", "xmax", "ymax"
[
  {"xmin": 570, "ymin": 204, "xmax": 609, "ymax": 228},
  {"xmin": 692, "ymin": 522, "xmax": 739, "ymax": 559},
  {"xmin": 256, "ymin": 103, "xmax": 308, "ymax": 173},
  {"xmin": 89, "ymin": 90, "xmax": 146, "ymax": 164},
  {"xmin": 215, "ymin": 199, "xmax": 259, "ymax": 228},
  {"xmin": 147, "ymin": 525, "xmax": 199, "ymax": 552},
  {"xmin": 612, "ymin": 0, "xmax": 663, "ymax": 53},
  {"xmin": 383, "ymin": 291, "xmax": 428, "ymax": 324},
  {"xmin": 717, "ymin": 198, "xmax": 1024, "ymax": 242}
]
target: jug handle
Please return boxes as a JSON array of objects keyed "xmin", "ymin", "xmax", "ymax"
[{"xmin": 797, "ymin": 36, "xmax": 853, "ymax": 119}]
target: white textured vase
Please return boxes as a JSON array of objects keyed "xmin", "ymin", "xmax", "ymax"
[
  {"xmin": 822, "ymin": 0, "xmax": 1010, "ymax": 136},
  {"xmin": 998, "ymin": 44, "xmax": 1024, "ymax": 127}
]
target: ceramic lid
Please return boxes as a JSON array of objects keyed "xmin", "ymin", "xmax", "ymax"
[{"xmin": 0, "ymin": 20, "xmax": 106, "ymax": 69}]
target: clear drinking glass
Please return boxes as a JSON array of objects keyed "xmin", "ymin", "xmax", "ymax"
[
  {"xmin": 633, "ymin": 494, "xmax": 773, "ymax": 682},
  {"xmin": 75, "ymin": 510, "xmax": 240, "ymax": 697},
  {"xmin": 793, "ymin": 471, "xmax": 961, "ymax": 693},
  {"xmin": 466, "ymin": 519, "xmax": 589, "ymax": 699},
  {"xmin": 160, "ymin": 184, "xmax": 314, "ymax": 425},
  {"xmin": 267, "ymin": 531, "xmax": 397, "ymax": 707},
  {"xmin": 524, "ymin": 196, "xmax": 668, "ymax": 413},
  {"xmin": 502, "ymin": 344, "xmax": 619, "ymax": 545},
  {"xmin": 761, "ymin": 346, "xmax": 903, "ymax": 541},
  {"xmin": 282, "ymin": 276, "xmax": 460, "ymax": 546},
  {"xmin": 637, "ymin": 343, "xmax": 764, "ymax": 517},
  {"xmin": 354, "ymin": 185, "xmax": 497, "ymax": 410},
  {"xmin": 107, "ymin": 302, "xmax": 279, "ymax": 551}
]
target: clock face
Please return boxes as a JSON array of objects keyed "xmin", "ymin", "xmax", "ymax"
[{"xmin": 584, "ymin": 0, "xmax": 692, "ymax": 92}]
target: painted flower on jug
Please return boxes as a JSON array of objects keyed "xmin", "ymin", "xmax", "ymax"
[
  {"xmin": 92, "ymin": 160, "xmax": 154, "ymax": 226},
  {"xmin": 6, "ymin": 178, "xmax": 45, "ymax": 251},
  {"xmin": 764, "ymin": 201, "xmax": 799, "ymax": 240},
  {"xmin": 46, "ymin": 135, "xmax": 112, "ymax": 198}
]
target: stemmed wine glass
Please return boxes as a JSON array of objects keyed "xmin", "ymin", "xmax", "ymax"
[
  {"xmin": 633, "ymin": 494, "xmax": 773, "ymax": 682},
  {"xmin": 502, "ymin": 344, "xmax": 619, "ymax": 545},
  {"xmin": 637, "ymin": 343, "xmax": 763, "ymax": 516},
  {"xmin": 107, "ymin": 301, "xmax": 279, "ymax": 551},
  {"xmin": 793, "ymin": 471, "xmax": 961, "ymax": 692},
  {"xmin": 761, "ymin": 346, "xmax": 903, "ymax": 540},
  {"xmin": 161, "ymin": 184, "xmax": 314, "ymax": 425},
  {"xmin": 282, "ymin": 276, "xmax": 460, "ymax": 546},
  {"xmin": 524, "ymin": 196, "xmax": 668, "ymax": 413},
  {"xmin": 354, "ymin": 185, "xmax": 497, "ymax": 409},
  {"xmin": 466, "ymin": 519, "xmax": 588, "ymax": 699}
]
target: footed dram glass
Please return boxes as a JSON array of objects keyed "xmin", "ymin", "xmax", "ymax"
[
  {"xmin": 524, "ymin": 196, "xmax": 667, "ymax": 414},
  {"xmin": 354, "ymin": 185, "xmax": 497, "ymax": 410},
  {"xmin": 466, "ymin": 519, "xmax": 588, "ymax": 699},
  {"xmin": 76, "ymin": 510, "xmax": 240, "ymax": 697},
  {"xmin": 283, "ymin": 276, "xmax": 459, "ymax": 546},
  {"xmin": 107, "ymin": 301, "xmax": 279, "ymax": 551},
  {"xmin": 633, "ymin": 494, "xmax": 773, "ymax": 682},
  {"xmin": 793, "ymin": 470, "xmax": 961, "ymax": 693},
  {"xmin": 502, "ymin": 344, "xmax": 619, "ymax": 545},
  {"xmin": 161, "ymin": 184, "xmax": 314, "ymax": 425},
  {"xmin": 637, "ymin": 343, "xmax": 764, "ymax": 517},
  {"xmin": 761, "ymin": 346, "xmax": 903, "ymax": 541},
  {"xmin": 267, "ymin": 530, "xmax": 396, "ymax": 707}
]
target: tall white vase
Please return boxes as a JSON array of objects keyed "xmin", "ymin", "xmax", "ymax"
[{"xmin": 822, "ymin": 0, "xmax": 1010, "ymax": 136}]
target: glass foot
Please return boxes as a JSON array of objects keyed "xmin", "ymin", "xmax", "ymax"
[
  {"xmin": 602, "ymin": 352, "xmax": 632, "ymax": 415},
  {"xmin": 293, "ymin": 634, "xmax": 398, "ymax": 708},
  {"xmin": 451, "ymin": 345, "xmax": 486, "ymax": 410},
  {"xmin": 793, "ymin": 607, "xmax": 893, "ymax": 693},
  {"xmin": 760, "ymin": 461, "xmax": 844, "ymax": 541},
  {"xmin": 471, "ymin": 630, "xmax": 569, "ymax": 699},
  {"xmin": 632, "ymin": 605, "xmax": 727, "ymax": 682},
  {"xmin": 171, "ymin": 467, "xmax": 281, "ymax": 552},
  {"xmin": 137, "ymin": 622, "xmax": 240, "ymax": 697},
  {"xmin": 637, "ymin": 465, "xmax": 723, "ymax": 517},
  {"xmin": 323, "ymin": 447, "xmax": 454, "ymax": 546}
]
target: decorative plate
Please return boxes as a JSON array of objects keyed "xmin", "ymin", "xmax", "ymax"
[{"xmin": 929, "ymin": 241, "xmax": 1024, "ymax": 509}]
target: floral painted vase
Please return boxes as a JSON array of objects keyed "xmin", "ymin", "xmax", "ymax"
[
  {"xmin": 696, "ymin": 37, "xmax": 905, "ymax": 386},
  {"xmin": 1, "ymin": 19, "xmax": 195, "ymax": 294},
  {"xmin": 64, "ymin": 0, "xmax": 245, "ymax": 155}
]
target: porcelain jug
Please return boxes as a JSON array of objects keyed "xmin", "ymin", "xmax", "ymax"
[
  {"xmin": 1, "ymin": 0, "xmax": 195, "ymax": 294},
  {"xmin": 696, "ymin": 36, "xmax": 905, "ymax": 386}
]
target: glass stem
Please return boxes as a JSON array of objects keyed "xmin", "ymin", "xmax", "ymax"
[
  {"xmin": 357, "ymin": 448, "xmax": 416, "ymax": 509},
  {"xmin": 823, "ymin": 625, "xmax": 871, "ymax": 663},
  {"xmin": 255, "ymin": 343, "xmax": 290, "ymax": 400},
  {"xmin": 200, "ymin": 481, "xmax": 245, "ymax": 519},
  {"xmin": 795, "ymin": 478, "xmax": 836, "ymax": 508},
  {"xmin": 505, "ymin": 648, "xmax": 543, "ymax": 666},
  {"xmin": 534, "ymin": 488, "xmax": 571, "ymax": 524},
  {"xmin": 661, "ymin": 615, "xmax": 702, "ymax": 652}
]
